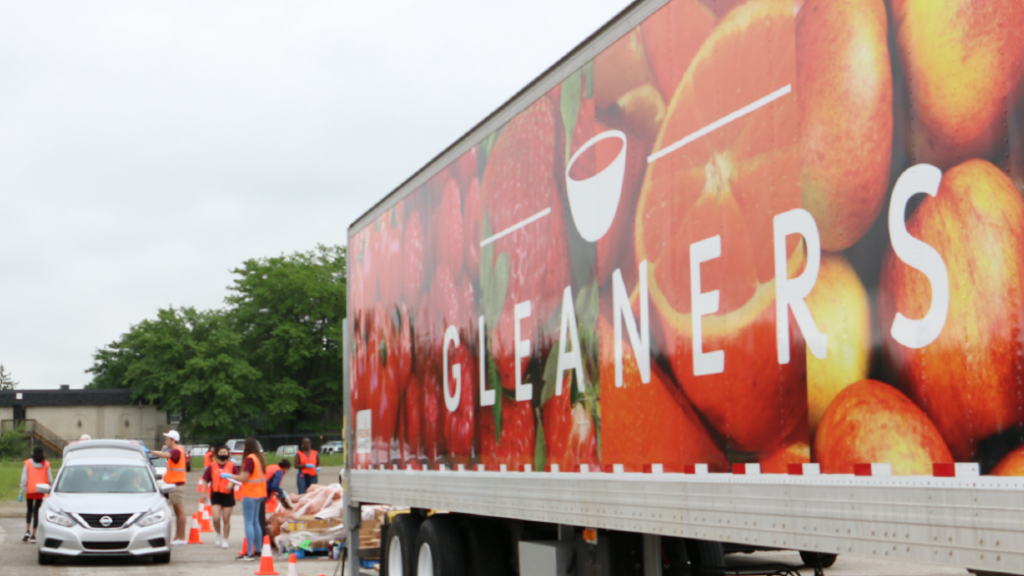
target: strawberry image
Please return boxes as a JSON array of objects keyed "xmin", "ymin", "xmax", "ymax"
[
  {"xmin": 402, "ymin": 208, "xmax": 425, "ymax": 304},
  {"xmin": 542, "ymin": 385, "xmax": 599, "ymax": 471},
  {"xmin": 479, "ymin": 397, "xmax": 537, "ymax": 471},
  {"xmin": 463, "ymin": 177, "xmax": 482, "ymax": 282},
  {"xmin": 459, "ymin": 275, "xmax": 477, "ymax": 344},
  {"xmin": 452, "ymin": 145, "xmax": 479, "ymax": 192},
  {"xmin": 420, "ymin": 357, "xmax": 446, "ymax": 467},
  {"xmin": 481, "ymin": 96, "xmax": 571, "ymax": 392},
  {"xmin": 401, "ymin": 373, "xmax": 423, "ymax": 465},
  {"xmin": 437, "ymin": 177, "xmax": 465, "ymax": 278},
  {"xmin": 367, "ymin": 303, "xmax": 400, "ymax": 465},
  {"xmin": 394, "ymin": 304, "xmax": 412, "ymax": 393},
  {"xmin": 444, "ymin": 341, "xmax": 478, "ymax": 462},
  {"xmin": 430, "ymin": 264, "xmax": 460, "ymax": 334}
]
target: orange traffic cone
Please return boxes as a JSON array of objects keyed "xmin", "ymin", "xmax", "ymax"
[
  {"xmin": 187, "ymin": 514, "xmax": 203, "ymax": 544},
  {"xmin": 286, "ymin": 553, "xmax": 299, "ymax": 576},
  {"xmin": 196, "ymin": 479, "xmax": 205, "ymax": 493},
  {"xmin": 254, "ymin": 535, "xmax": 279, "ymax": 575},
  {"xmin": 200, "ymin": 508, "xmax": 214, "ymax": 533},
  {"xmin": 238, "ymin": 537, "xmax": 248, "ymax": 557}
]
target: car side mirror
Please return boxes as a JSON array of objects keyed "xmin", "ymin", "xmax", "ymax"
[
  {"xmin": 154, "ymin": 474, "xmax": 163, "ymax": 481},
  {"xmin": 160, "ymin": 483, "xmax": 176, "ymax": 495},
  {"xmin": 36, "ymin": 484, "xmax": 51, "ymax": 494}
]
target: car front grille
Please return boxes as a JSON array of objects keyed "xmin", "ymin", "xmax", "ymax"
[
  {"xmin": 79, "ymin": 513, "xmax": 134, "ymax": 528},
  {"xmin": 83, "ymin": 541, "xmax": 129, "ymax": 550}
]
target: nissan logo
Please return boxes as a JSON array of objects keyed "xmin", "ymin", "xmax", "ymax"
[{"xmin": 99, "ymin": 516, "xmax": 113, "ymax": 527}]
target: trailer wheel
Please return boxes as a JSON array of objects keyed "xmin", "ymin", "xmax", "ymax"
[
  {"xmin": 685, "ymin": 539, "xmax": 725, "ymax": 576},
  {"xmin": 800, "ymin": 551, "xmax": 838, "ymax": 568},
  {"xmin": 415, "ymin": 516, "xmax": 466, "ymax": 576},
  {"xmin": 383, "ymin": 513, "xmax": 422, "ymax": 576},
  {"xmin": 662, "ymin": 537, "xmax": 689, "ymax": 576},
  {"xmin": 459, "ymin": 517, "xmax": 510, "ymax": 576}
]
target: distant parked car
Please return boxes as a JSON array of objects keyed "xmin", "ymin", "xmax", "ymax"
[
  {"xmin": 225, "ymin": 438, "xmax": 264, "ymax": 467},
  {"xmin": 275, "ymin": 445, "xmax": 298, "ymax": 457},
  {"xmin": 320, "ymin": 441, "xmax": 344, "ymax": 455}
]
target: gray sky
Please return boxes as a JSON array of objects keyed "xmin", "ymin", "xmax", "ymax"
[{"xmin": 0, "ymin": 0, "xmax": 632, "ymax": 389}]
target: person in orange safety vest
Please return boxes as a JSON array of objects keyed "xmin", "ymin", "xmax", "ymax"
[
  {"xmin": 19, "ymin": 447, "xmax": 52, "ymax": 544},
  {"xmin": 202, "ymin": 445, "xmax": 237, "ymax": 549}
]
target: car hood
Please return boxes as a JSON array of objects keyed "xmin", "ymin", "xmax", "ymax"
[{"xmin": 47, "ymin": 492, "xmax": 164, "ymax": 515}]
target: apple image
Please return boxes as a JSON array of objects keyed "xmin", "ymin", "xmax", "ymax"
[
  {"xmin": 879, "ymin": 159, "xmax": 1024, "ymax": 460},
  {"xmin": 593, "ymin": 28, "xmax": 655, "ymax": 111},
  {"xmin": 815, "ymin": 379, "xmax": 953, "ymax": 475},
  {"xmin": 760, "ymin": 419, "xmax": 810, "ymax": 474},
  {"xmin": 805, "ymin": 253, "xmax": 871, "ymax": 437},
  {"xmin": 891, "ymin": 0, "xmax": 1024, "ymax": 169},
  {"xmin": 797, "ymin": 0, "xmax": 892, "ymax": 251},
  {"xmin": 640, "ymin": 0, "xmax": 715, "ymax": 104},
  {"xmin": 991, "ymin": 444, "xmax": 1024, "ymax": 476}
]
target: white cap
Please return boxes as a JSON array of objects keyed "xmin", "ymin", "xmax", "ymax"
[
  {"xmin": 79, "ymin": 434, "xmax": 91, "ymax": 441},
  {"xmin": 163, "ymin": 430, "xmax": 180, "ymax": 443}
]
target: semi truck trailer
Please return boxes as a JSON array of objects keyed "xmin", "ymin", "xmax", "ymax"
[{"xmin": 343, "ymin": 0, "xmax": 1024, "ymax": 574}]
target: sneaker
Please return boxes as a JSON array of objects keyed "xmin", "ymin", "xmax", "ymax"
[
  {"xmin": 244, "ymin": 555, "xmax": 256, "ymax": 562},
  {"xmin": 235, "ymin": 554, "xmax": 248, "ymax": 561},
  {"xmin": 215, "ymin": 534, "xmax": 222, "ymax": 547},
  {"xmin": 21, "ymin": 532, "xmax": 29, "ymax": 542},
  {"xmin": 221, "ymin": 541, "xmax": 230, "ymax": 550},
  {"xmin": 171, "ymin": 540, "xmax": 188, "ymax": 546},
  {"xmin": 28, "ymin": 536, "xmax": 36, "ymax": 544}
]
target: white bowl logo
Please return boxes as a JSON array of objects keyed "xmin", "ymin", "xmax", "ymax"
[{"xmin": 565, "ymin": 130, "xmax": 627, "ymax": 242}]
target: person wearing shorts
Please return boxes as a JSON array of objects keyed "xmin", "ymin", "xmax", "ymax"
[
  {"xmin": 203, "ymin": 445, "xmax": 237, "ymax": 549},
  {"xmin": 151, "ymin": 430, "xmax": 188, "ymax": 545},
  {"xmin": 19, "ymin": 447, "xmax": 52, "ymax": 543}
]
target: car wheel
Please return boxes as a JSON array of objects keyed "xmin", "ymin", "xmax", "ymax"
[
  {"xmin": 38, "ymin": 550, "xmax": 55, "ymax": 565},
  {"xmin": 153, "ymin": 552, "xmax": 171, "ymax": 564}
]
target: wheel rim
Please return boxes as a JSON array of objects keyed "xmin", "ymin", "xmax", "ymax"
[
  {"xmin": 388, "ymin": 534, "xmax": 404, "ymax": 576},
  {"xmin": 417, "ymin": 542, "xmax": 434, "ymax": 576}
]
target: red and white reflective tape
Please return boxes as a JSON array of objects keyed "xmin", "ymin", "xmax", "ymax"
[
  {"xmin": 683, "ymin": 464, "xmax": 709, "ymax": 474},
  {"xmin": 612, "ymin": 464, "xmax": 625, "ymax": 474},
  {"xmin": 933, "ymin": 462, "xmax": 979, "ymax": 477},
  {"xmin": 456, "ymin": 464, "xmax": 465, "ymax": 472},
  {"xmin": 477, "ymin": 464, "xmax": 486, "ymax": 472},
  {"xmin": 523, "ymin": 464, "xmax": 532, "ymax": 473},
  {"xmin": 580, "ymin": 464, "xmax": 592, "ymax": 473},
  {"xmin": 787, "ymin": 463, "xmax": 821, "ymax": 475},
  {"xmin": 548, "ymin": 464, "xmax": 560, "ymax": 473},
  {"xmin": 732, "ymin": 463, "xmax": 761, "ymax": 475},
  {"xmin": 854, "ymin": 463, "xmax": 892, "ymax": 476}
]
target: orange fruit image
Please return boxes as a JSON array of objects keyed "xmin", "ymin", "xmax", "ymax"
[
  {"xmin": 891, "ymin": 0, "xmax": 1024, "ymax": 169},
  {"xmin": 814, "ymin": 380, "xmax": 953, "ymax": 475},
  {"xmin": 599, "ymin": 317, "xmax": 728, "ymax": 472},
  {"xmin": 879, "ymin": 159, "xmax": 1024, "ymax": 460},
  {"xmin": 991, "ymin": 444, "xmax": 1024, "ymax": 476},
  {"xmin": 797, "ymin": 0, "xmax": 892, "ymax": 251},
  {"xmin": 635, "ymin": 0, "xmax": 806, "ymax": 452},
  {"xmin": 640, "ymin": 0, "xmax": 716, "ymax": 105},
  {"xmin": 805, "ymin": 253, "xmax": 871, "ymax": 437}
]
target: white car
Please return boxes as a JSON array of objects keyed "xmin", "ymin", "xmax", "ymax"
[
  {"xmin": 319, "ymin": 441, "xmax": 344, "ymax": 455},
  {"xmin": 37, "ymin": 440, "xmax": 174, "ymax": 565}
]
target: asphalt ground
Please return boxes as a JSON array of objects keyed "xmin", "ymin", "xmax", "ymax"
[{"xmin": 0, "ymin": 465, "xmax": 378, "ymax": 575}]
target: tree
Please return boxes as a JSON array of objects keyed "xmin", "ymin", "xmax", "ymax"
[
  {"xmin": 226, "ymin": 244, "xmax": 347, "ymax": 431},
  {"xmin": 0, "ymin": 364, "xmax": 18, "ymax": 390}
]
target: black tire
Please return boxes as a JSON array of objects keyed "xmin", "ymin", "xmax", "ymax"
[
  {"xmin": 800, "ymin": 551, "xmax": 838, "ymax": 568},
  {"xmin": 383, "ymin": 513, "xmax": 422, "ymax": 576},
  {"xmin": 459, "ymin": 517, "xmax": 509, "ymax": 576},
  {"xmin": 38, "ymin": 550, "xmax": 54, "ymax": 566},
  {"xmin": 414, "ymin": 516, "xmax": 466, "ymax": 576},
  {"xmin": 685, "ymin": 539, "xmax": 725, "ymax": 576},
  {"xmin": 153, "ymin": 552, "xmax": 171, "ymax": 564},
  {"xmin": 662, "ymin": 537, "xmax": 689, "ymax": 576}
]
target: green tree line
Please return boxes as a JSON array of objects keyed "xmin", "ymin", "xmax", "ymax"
[{"xmin": 86, "ymin": 244, "xmax": 346, "ymax": 437}]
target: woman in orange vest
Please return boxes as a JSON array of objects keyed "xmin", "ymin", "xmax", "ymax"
[
  {"xmin": 222, "ymin": 437, "xmax": 266, "ymax": 561},
  {"xmin": 295, "ymin": 437, "xmax": 319, "ymax": 494},
  {"xmin": 202, "ymin": 445, "xmax": 237, "ymax": 549},
  {"xmin": 18, "ymin": 447, "xmax": 52, "ymax": 544}
]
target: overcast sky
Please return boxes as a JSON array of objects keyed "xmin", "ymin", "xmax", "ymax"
[{"xmin": 0, "ymin": 0, "xmax": 633, "ymax": 390}]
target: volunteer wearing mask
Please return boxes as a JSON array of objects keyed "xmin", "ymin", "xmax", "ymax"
[
  {"xmin": 295, "ymin": 437, "xmax": 319, "ymax": 494},
  {"xmin": 19, "ymin": 447, "xmax": 52, "ymax": 543},
  {"xmin": 202, "ymin": 445, "xmax": 237, "ymax": 549},
  {"xmin": 222, "ymin": 438, "xmax": 266, "ymax": 561}
]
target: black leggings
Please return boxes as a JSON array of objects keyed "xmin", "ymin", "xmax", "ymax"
[{"xmin": 26, "ymin": 498, "xmax": 42, "ymax": 529}]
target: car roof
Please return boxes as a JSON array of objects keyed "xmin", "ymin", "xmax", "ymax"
[
  {"xmin": 63, "ymin": 456, "xmax": 149, "ymax": 468},
  {"xmin": 64, "ymin": 440, "xmax": 148, "ymax": 459}
]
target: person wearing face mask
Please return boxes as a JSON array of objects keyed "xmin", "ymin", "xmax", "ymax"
[
  {"xmin": 19, "ymin": 447, "xmax": 52, "ymax": 543},
  {"xmin": 201, "ymin": 445, "xmax": 237, "ymax": 549}
]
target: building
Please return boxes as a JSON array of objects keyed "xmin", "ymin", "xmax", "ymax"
[{"xmin": 0, "ymin": 386, "xmax": 171, "ymax": 452}]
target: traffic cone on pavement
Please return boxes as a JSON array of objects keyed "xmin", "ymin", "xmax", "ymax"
[
  {"xmin": 286, "ymin": 553, "xmax": 299, "ymax": 576},
  {"xmin": 196, "ymin": 479, "xmax": 205, "ymax": 493},
  {"xmin": 187, "ymin": 514, "xmax": 203, "ymax": 544},
  {"xmin": 238, "ymin": 537, "xmax": 248, "ymax": 557},
  {"xmin": 254, "ymin": 535, "xmax": 279, "ymax": 575},
  {"xmin": 199, "ymin": 504, "xmax": 214, "ymax": 533}
]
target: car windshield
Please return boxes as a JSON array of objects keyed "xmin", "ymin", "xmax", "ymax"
[{"xmin": 56, "ymin": 465, "xmax": 155, "ymax": 494}]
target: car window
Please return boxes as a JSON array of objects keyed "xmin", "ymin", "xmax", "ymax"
[
  {"xmin": 149, "ymin": 456, "xmax": 167, "ymax": 468},
  {"xmin": 56, "ymin": 465, "xmax": 155, "ymax": 494}
]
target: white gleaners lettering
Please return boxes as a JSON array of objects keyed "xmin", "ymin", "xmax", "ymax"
[
  {"xmin": 690, "ymin": 236, "xmax": 725, "ymax": 376},
  {"xmin": 773, "ymin": 208, "xmax": 828, "ymax": 364},
  {"xmin": 612, "ymin": 260, "xmax": 651, "ymax": 388},
  {"xmin": 478, "ymin": 315, "xmax": 495, "ymax": 407},
  {"xmin": 443, "ymin": 325, "xmax": 461, "ymax": 412},
  {"xmin": 888, "ymin": 164, "xmax": 949, "ymax": 348},
  {"xmin": 514, "ymin": 301, "xmax": 533, "ymax": 401},
  {"xmin": 556, "ymin": 286, "xmax": 586, "ymax": 396}
]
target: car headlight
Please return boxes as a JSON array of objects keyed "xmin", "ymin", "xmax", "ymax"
[
  {"xmin": 45, "ymin": 510, "xmax": 75, "ymax": 528},
  {"xmin": 138, "ymin": 509, "xmax": 167, "ymax": 527}
]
